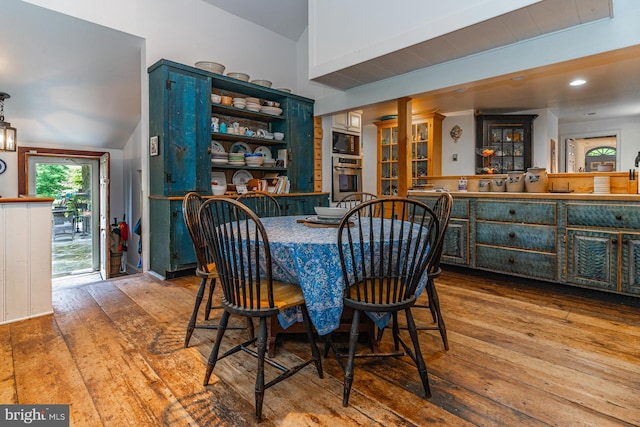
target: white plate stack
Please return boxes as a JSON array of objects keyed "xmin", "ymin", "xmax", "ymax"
[{"xmin": 594, "ymin": 176, "xmax": 610, "ymax": 194}]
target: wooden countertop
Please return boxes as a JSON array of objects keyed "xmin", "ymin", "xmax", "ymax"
[
  {"xmin": 0, "ymin": 197, "xmax": 54, "ymax": 204},
  {"xmin": 149, "ymin": 192, "xmax": 329, "ymax": 201},
  {"xmin": 408, "ymin": 190, "xmax": 640, "ymax": 201}
]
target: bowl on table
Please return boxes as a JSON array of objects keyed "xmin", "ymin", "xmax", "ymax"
[{"xmin": 314, "ymin": 206, "xmax": 348, "ymax": 220}]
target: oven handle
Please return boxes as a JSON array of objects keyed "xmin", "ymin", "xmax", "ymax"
[{"xmin": 333, "ymin": 166, "xmax": 362, "ymax": 172}]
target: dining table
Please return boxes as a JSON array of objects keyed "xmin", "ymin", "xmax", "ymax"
[{"xmin": 251, "ymin": 215, "xmax": 430, "ymax": 336}]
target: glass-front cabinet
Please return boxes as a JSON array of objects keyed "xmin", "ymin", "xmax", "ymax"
[
  {"xmin": 376, "ymin": 112, "xmax": 444, "ymax": 196},
  {"xmin": 475, "ymin": 114, "xmax": 537, "ymax": 175},
  {"xmin": 378, "ymin": 122, "xmax": 399, "ymax": 196}
]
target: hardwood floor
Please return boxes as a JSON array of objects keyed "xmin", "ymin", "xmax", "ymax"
[{"xmin": 1, "ymin": 269, "xmax": 639, "ymax": 426}]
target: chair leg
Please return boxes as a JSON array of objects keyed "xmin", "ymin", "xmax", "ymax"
[
  {"xmin": 204, "ymin": 277, "xmax": 216, "ymax": 321},
  {"xmin": 301, "ymin": 305, "xmax": 323, "ymax": 378},
  {"xmin": 392, "ymin": 312, "xmax": 400, "ymax": 351},
  {"xmin": 428, "ymin": 280, "xmax": 449, "ymax": 350},
  {"xmin": 185, "ymin": 276, "xmax": 208, "ymax": 347},
  {"xmin": 255, "ymin": 317, "xmax": 268, "ymax": 422},
  {"xmin": 405, "ymin": 308, "xmax": 432, "ymax": 399},
  {"xmin": 246, "ymin": 317, "xmax": 255, "ymax": 341},
  {"xmin": 343, "ymin": 309, "xmax": 360, "ymax": 407},
  {"xmin": 203, "ymin": 310, "xmax": 230, "ymax": 385},
  {"xmin": 425, "ymin": 281, "xmax": 438, "ymax": 323}
]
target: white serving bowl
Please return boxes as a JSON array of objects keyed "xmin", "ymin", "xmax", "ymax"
[
  {"xmin": 251, "ymin": 79, "xmax": 273, "ymax": 87},
  {"xmin": 195, "ymin": 61, "xmax": 225, "ymax": 74},
  {"xmin": 245, "ymin": 97, "xmax": 260, "ymax": 104},
  {"xmin": 261, "ymin": 106, "xmax": 283, "ymax": 115},
  {"xmin": 314, "ymin": 206, "xmax": 348, "ymax": 219},
  {"xmin": 211, "ymin": 94, "xmax": 222, "ymax": 103},
  {"xmin": 274, "ymin": 132, "xmax": 284, "ymax": 141},
  {"xmin": 211, "ymin": 185, "xmax": 227, "ymax": 196},
  {"xmin": 227, "ymin": 72, "xmax": 250, "ymax": 82}
]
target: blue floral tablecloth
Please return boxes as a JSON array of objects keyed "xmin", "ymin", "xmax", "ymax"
[{"xmin": 254, "ymin": 216, "xmax": 428, "ymax": 336}]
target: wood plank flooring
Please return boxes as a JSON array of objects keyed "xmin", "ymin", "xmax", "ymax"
[{"xmin": 1, "ymin": 268, "xmax": 639, "ymax": 426}]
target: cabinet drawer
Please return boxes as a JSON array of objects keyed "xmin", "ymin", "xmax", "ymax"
[
  {"xmin": 566, "ymin": 203, "xmax": 640, "ymax": 229},
  {"xmin": 451, "ymin": 198, "xmax": 470, "ymax": 219},
  {"xmin": 476, "ymin": 245, "xmax": 557, "ymax": 280},
  {"xmin": 476, "ymin": 222, "xmax": 556, "ymax": 252},
  {"xmin": 476, "ymin": 200, "xmax": 556, "ymax": 225},
  {"xmin": 412, "ymin": 196, "xmax": 469, "ymax": 219}
]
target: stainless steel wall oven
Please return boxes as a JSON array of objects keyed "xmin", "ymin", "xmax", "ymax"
[{"xmin": 332, "ymin": 156, "xmax": 363, "ymax": 202}]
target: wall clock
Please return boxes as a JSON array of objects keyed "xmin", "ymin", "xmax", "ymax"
[{"xmin": 0, "ymin": 159, "xmax": 7, "ymax": 175}]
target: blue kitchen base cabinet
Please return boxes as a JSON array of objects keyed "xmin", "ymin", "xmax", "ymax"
[
  {"xmin": 149, "ymin": 198, "xmax": 196, "ymax": 278},
  {"xmin": 409, "ymin": 192, "xmax": 640, "ymax": 298}
]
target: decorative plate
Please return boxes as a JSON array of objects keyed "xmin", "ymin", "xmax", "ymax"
[
  {"xmin": 211, "ymin": 141, "xmax": 225, "ymax": 153},
  {"xmin": 230, "ymin": 142, "xmax": 251, "ymax": 154},
  {"xmin": 232, "ymin": 169, "xmax": 253, "ymax": 185},
  {"xmin": 253, "ymin": 146, "xmax": 272, "ymax": 159},
  {"xmin": 0, "ymin": 159, "xmax": 6, "ymax": 175}
]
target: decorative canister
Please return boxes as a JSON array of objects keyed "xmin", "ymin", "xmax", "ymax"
[
  {"xmin": 458, "ymin": 176, "xmax": 468, "ymax": 192},
  {"xmin": 524, "ymin": 167, "xmax": 549, "ymax": 193},
  {"xmin": 491, "ymin": 175, "xmax": 507, "ymax": 192},
  {"xmin": 506, "ymin": 171, "xmax": 525, "ymax": 192},
  {"xmin": 478, "ymin": 178, "xmax": 491, "ymax": 192}
]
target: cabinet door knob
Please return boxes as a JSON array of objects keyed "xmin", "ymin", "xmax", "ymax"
[
  {"xmin": 622, "ymin": 239, "xmax": 629, "ymax": 245},
  {"xmin": 509, "ymin": 232, "xmax": 515, "ymax": 238},
  {"xmin": 509, "ymin": 209, "xmax": 516, "ymax": 215},
  {"xmin": 508, "ymin": 257, "xmax": 515, "ymax": 264},
  {"xmin": 612, "ymin": 239, "xmax": 618, "ymax": 245},
  {"xmin": 616, "ymin": 215, "xmax": 623, "ymax": 220}
]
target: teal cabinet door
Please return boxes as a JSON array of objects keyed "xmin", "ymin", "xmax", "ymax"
[
  {"xmin": 280, "ymin": 194, "xmax": 328, "ymax": 216},
  {"xmin": 442, "ymin": 219, "xmax": 469, "ymax": 265},
  {"xmin": 149, "ymin": 198, "xmax": 196, "ymax": 277},
  {"xmin": 149, "ymin": 64, "xmax": 211, "ymax": 196},
  {"xmin": 621, "ymin": 233, "xmax": 640, "ymax": 295},
  {"xmin": 566, "ymin": 228, "xmax": 618, "ymax": 291},
  {"xmin": 286, "ymin": 98, "xmax": 314, "ymax": 192}
]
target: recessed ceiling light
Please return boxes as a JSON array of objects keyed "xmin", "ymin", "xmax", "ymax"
[
  {"xmin": 454, "ymin": 88, "xmax": 466, "ymax": 93},
  {"xmin": 511, "ymin": 75, "xmax": 525, "ymax": 81},
  {"xmin": 584, "ymin": 112, "xmax": 596, "ymax": 116},
  {"xmin": 570, "ymin": 79, "xmax": 587, "ymax": 86}
]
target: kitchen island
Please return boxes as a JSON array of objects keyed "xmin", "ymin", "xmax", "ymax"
[{"xmin": 409, "ymin": 189, "xmax": 640, "ymax": 297}]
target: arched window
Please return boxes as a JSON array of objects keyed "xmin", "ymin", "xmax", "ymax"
[{"xmin": 585, "ymin": 146, "xmax": 616, "ymax": 172}]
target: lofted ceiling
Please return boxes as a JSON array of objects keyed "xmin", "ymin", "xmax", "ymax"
[
  {"xmin": 310, "ymin": 0, "xmax": 613, "ymax": 90},
  {"xmin": 0, "ymin": 0, "xmax": 637, "ymax": 151},
  {"xmin": 0, "ymin": 0, "xmax": 143, "ymax": 149}
]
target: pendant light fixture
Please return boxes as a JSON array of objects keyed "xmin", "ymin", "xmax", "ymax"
[{"xmin": 0, "ymin": 92, "xmax": 17, "ymax": 152}]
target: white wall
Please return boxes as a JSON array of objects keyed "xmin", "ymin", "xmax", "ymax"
[
  {"xmin": 560, "ymin": 115, "xmax": 640, "ymax": 172},
  {"xmin": 441, "ymin": 111, "xmax": 475, "ymax": 177}
]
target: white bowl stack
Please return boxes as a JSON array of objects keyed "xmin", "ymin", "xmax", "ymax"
[
  {"xmin": 246, "ymin": 99, "xmax": 261, "ymax": 112},
  {"xmin": 232, "ymin": 98, "xmax": 246, "ymax": 109},
  {"xmin": 244, "ymin": 153, "xmax": 263, "ymax": 167},
  {"xmin": 594, "ymin": 176, "xmax": 610, "ymax": 194},
  {"xmin": 211, "ymin": 152, "xmax": 229, "ymax": 165},
  {"xmin": 228, "ymin": 153, "xmax": 245, "ymax": 166}
]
